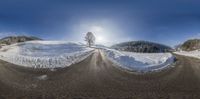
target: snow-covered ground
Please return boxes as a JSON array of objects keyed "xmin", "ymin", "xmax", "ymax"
[
  {"xmin": 0, "ymin": 41, "xmax": 94, "ymax": 68},
  {"xmin": 103, "ymin": 48, "xmax": 175, "ymax": 73},
  {"xmin": 0, "ymin": 40, "xmax": 175, "ymax": 72},
  {"xmin": 174, "ymin": 50, "xmax": 200, "ymax": 59}
]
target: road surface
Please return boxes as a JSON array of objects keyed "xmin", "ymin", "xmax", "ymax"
[{"xmin": 0, "ymin": 50, "xmax": 200, "ymax": 99}]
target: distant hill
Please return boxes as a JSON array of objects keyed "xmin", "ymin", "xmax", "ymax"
[
  {"xmin": 111, "ymin": 41, "xmax": 172, "ymax": 53},
  {"xmin": 174, "ymin": 44, "xmax": 182, "ymax": 51},
  {"xmin": 0, "ymin": 36, "xmax": 42, "ymax": 45},
  {"xmin": 180, "ymin": 39, "xmax": 200, "ymax": 51}
]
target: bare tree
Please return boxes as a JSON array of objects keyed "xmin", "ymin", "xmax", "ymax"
[{"xmin": 85, "ymin": 32, "xmax": 95, "ymax": 47}]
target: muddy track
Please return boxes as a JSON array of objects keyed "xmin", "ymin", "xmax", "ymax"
[{"xmin": 0, "ymin": 50, "xmax": 200, "ymax": 99}]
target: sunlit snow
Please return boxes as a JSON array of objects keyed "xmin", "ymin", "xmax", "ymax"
[
  {"xmin": 103, "ymin": 48, "xmax": 174, "ymax": 73},
  {"xmin": 174, "ymin": 50, "xmax": 200, "ymax": 59},
  {"xmin": 0, "ymin": 41, "xmax": 94, "ymax": 68}
]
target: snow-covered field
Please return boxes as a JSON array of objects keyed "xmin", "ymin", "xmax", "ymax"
[
  {"xmin": 103, "ymin": 48, "xmax": 175, "ymax": 73},
  {"xmin": 0, "ymin": 40, "xmax": 175, "ymax": 72},
  {"xmin": 0, "ymin": 41, "xmax": 94, "ymax": 68},
  {"xmin": 174, "ymin": 50, "xmax": 200, "ymax": 59}
]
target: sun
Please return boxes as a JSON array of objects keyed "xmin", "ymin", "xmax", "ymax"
[
  {"xmin": 96, "ymin": 36, "xmax": 104, "ymax": 43},
  {"xmin": 89, "ymin": 26, "xmax": 107, "ymax": 43}
]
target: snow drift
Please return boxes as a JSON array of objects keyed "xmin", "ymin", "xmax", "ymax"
[
  {"xmin": 103, "ymin": 48, "xmax": 174, "ymax": 73},
  {"xmin": 0, "ymin": 41, "xmax": 94, "ymax": 68},
  {"xmin": 174, "ymin": 50, "xmax": 200, "ymax": 59}
]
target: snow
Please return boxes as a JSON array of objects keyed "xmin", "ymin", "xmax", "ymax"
[
  {"xmin": 37, "ymin": 75, "xmax": 48, "ymax": 80},
  {"xmin": 0, "ymin": 40, "xmax": 174, "ymax": 72},
  {"xmin": 174, "ymin": 50, "xmax": 200, "ymax": 59},
  {"xmin": 102, "ymin": 48, "xmax": 175, "ymax": 73},
  {"xmin": 0, "ymin": 41, "xmax": 94, "ymax": 68}
]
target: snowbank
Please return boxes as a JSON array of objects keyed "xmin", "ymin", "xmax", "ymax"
[
  {"xmin": 103, "ymin": 48, "xmax": 174, "ymax": 73},
  {"xmin": 0, "ymin": 41, "xmax": 94, "ymax": 68},
  {"xmin": 174, "ymin": 50, "xmax": 200, "ymax": 59}
]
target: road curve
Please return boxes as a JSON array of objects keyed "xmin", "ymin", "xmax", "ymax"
[{"xmin": 0, "ymin": 50, "xmax": 200, "ymax": 98}]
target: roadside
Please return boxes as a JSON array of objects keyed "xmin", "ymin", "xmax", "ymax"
[{"xmin": 0, "ymin": 50, "xmax": 200, "ymax": 98}]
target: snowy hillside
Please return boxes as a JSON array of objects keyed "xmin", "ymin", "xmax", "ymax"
[
  {"xmin": 0, "ymin": 41, "xmax": 94, "ymax": 68},
  {"xmin": 111, "ymin": 41, "xmax": 172, "ymax": 53},
  {"xmin": 103, "ymin": 48, "xmax": 174, "ymax": 73},
  {"xmin": 174, "ymin": 50, "xmax": 200, "ymax": 59}
]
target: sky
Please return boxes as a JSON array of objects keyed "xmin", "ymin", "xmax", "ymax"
[{"xmin": 0, "ymin": 0, "xmax": 200, "ymax": 47}]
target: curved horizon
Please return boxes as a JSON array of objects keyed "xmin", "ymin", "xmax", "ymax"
[{"xmin": 0, "ymin": 0, "xmax": 200, "ymax": 47}]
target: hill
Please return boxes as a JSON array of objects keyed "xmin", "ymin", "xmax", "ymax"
[
  {"xmin": 111, "ymin": 41, "xmax": 172, "ymax": 53},
  {"xmin": 180, "ymin": 39, "xmax": 200, "ymax": 51},
  {"xmin": 0, "ymin": 36, "xmax": 42, "ymax": 45}
]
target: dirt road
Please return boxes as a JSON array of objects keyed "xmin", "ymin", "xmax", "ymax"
[{"xmin": 0, "ymin": 50, "xmax": 200, "ymax": 99}]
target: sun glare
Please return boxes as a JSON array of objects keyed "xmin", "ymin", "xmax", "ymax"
[
  {"xmin": 96, "ymin": 36, "xmax": 104, "ymax": 43},
  {"xmin": 91, "ymin": 26, "xmax": 103, "ymax": 32},
  {"xmin": 89, "ymin": 26, "xmax": 107, "ymax": 44}
]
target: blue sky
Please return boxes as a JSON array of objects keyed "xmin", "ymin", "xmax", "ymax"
[{"xmin": 0, "ymin": 0, "xmax": 200, "ymax": 46}]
